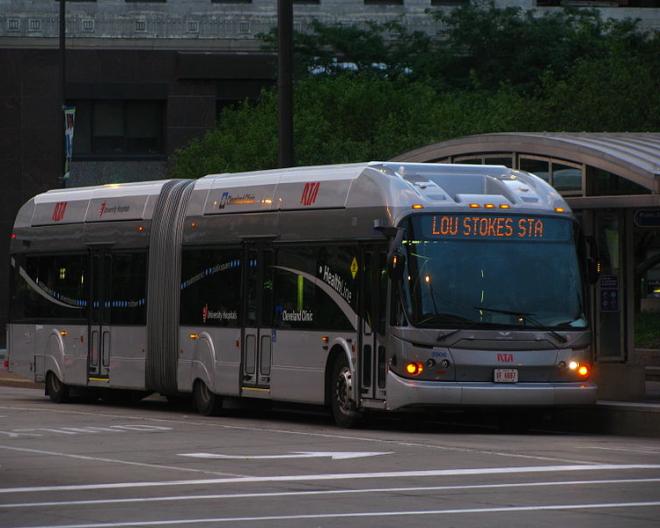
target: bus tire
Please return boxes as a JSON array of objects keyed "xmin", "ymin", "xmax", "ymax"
[
  {"xmin": 194, "ymin": 380, "xmax": 222, "ymax": 416},
  {"xmin": 46, "ymin": 372, "xmax": 69, "ymax": 404},
  {"xmin": 330, "ymin": 355, "xmax": 362, "ymax": 428}
]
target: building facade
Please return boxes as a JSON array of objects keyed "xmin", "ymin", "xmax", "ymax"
[{"xmin": 1, "ymin": 0, "xmax": 659, "ymax": 345}]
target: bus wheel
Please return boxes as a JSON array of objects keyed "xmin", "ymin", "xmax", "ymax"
[
  {"xmin": 46, "ymin": 372, "xmax": 69, "ymax": 404},
  {"xmin": 331, "ymin": 356, "xmax": 362, "ymax": 428},
  {"xmin": 193, "ymin": 380, "xmax": 222, "ymax": 416}
]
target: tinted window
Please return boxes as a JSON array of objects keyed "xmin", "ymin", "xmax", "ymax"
[
  {"xmin": 10, "ymin": 254, "xmax": 88, "ymax": 321},
  {"xmin": 180, "ymin": 248, "xmax": 242, "ymax": 327},
  {"xmin": 273, "ymin": 245, "xmax": 358, "ymax": 331},
  {"xmin": 109, "ymin": 252, "xmax": 147, "ymax": 325}
]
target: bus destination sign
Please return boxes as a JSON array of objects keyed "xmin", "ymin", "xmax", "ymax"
[{"xmin": 423, "ymin": 214, "xmax": 571, "ymax": 242}]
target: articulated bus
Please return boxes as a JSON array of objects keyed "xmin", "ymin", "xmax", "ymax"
[{"xmin": 8, "ymin": 162, "xmax": 597, "ymax": 426}]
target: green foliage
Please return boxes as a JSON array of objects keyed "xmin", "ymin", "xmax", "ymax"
[{"xmin": 171, "ymin": 4, "xmax": 658, "ymax": 177}]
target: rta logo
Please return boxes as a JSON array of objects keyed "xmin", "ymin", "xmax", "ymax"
[
  {"xmin": 98, "ymin": 202, "xmax": 107, "ymax": 217},
  {"xmin": 496, "ymin": 353, "xmax": 514, "ymax": 363},
  {"xmin": 51, "ymin": 202, "xmax": 68, "ymax": 222},
  {"xmin": 300, "ymin": 182, "xmax": 320, "ymax": 206}
]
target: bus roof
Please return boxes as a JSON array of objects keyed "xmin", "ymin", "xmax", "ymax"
[{"xmin": 14, "ymin": 162, "xmax": 571, "ymax": 229}]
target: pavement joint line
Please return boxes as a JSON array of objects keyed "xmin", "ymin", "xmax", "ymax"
[
  {"xmin": 1, "ymin": 464, "xmax": 660, "ymax": 494},
  {"xmin": 0, "ymin": 403, "xmax": 599, "ymax": 465},
  {"xmin": 9, "ymin": 501, "xmax": 660, "ymax": 528},
  {"xmin": 2, "ymin": 477, "xmax": 660, "ymax": 510},
  {"xmin": 0, "ymin": 445, "xmax": 249, "ymax": 479}
]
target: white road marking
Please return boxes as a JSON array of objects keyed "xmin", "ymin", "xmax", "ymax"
[
  {"xmin": 179, "ymin": 451, "xmax": 393, "ymax": 460},
  {"xmin": 2, "ymin": 424, "xmax": 172, "ymax": 437},
  {"xmin": 10, "ymin": 501, "xmax": 660, "ymax": 528},
  {"xmin": 2, "ymin": 464, "xmax": 660, "ymax": 494},
  {"xmin": 0, "ymin": 404, "xmax": 597, "ymax": 465},
  {"xmin": 579, "ymin": 446, "xmax": 660, "ymax": 455},
  {"xmin": 0, "ymin": 445, "xmax": 247, "ymax": 479},
  {"xmin": 2, "ymin": 477, "xmax": 659, "ymax": 509}
]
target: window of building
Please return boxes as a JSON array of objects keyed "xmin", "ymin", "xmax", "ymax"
[
  {"xmin": 537, "ymin": 0, "xmax": 660, "ymax": 6},
  {"xmin": 431, "ymin": 0, "xmax": 469, "ymax": 5},
  {"xmin": 72, "ymin": 100, "xmax": 164, "ymax": 159},
  {"xmin": 587, "ymin": 167, "xmax": 651, "ymax": 196},
  {"xmin": 125, "ymin": 1, "xmax": 166, "ymax": 3},
  {"xmin": 211, "ymin": 0, "xmax": 252, "ymax": 4},
  {"xmin": 364, "ymin": 0, "xmax": 403, "ymax": 4}
]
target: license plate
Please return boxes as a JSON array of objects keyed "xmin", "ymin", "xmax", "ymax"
[{"xmin": 494, "ymin": 369, "xmax": 518, "ymax": 383}]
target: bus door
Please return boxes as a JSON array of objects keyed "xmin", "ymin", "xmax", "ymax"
[
  {"xmin": 359, "ymin": 247, "xmax": 388, "ymax": 401},
  {"xmin": 241, "ymin": 243, "xmax": 274, "ymax": 390},
  {"xmin": 88, "ymin": 249, "xmax": 112, "ymax": 379}
]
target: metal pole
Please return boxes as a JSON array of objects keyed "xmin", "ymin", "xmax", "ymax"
[
  {"xmin": 277, "ymin": 0, "xmax": 293, "ymax": 168},
  {"xmin": 59, "ymin": 0, "xmax": 66, "ymax": 186}
]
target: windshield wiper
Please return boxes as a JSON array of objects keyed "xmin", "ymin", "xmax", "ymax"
[
  {"xmin": 414, "ymin": 313, "xmax": 473, "ymax": 329},
  {"xmin": 473, "ymin": 306, "xmax": 568, "ymax": 344}
]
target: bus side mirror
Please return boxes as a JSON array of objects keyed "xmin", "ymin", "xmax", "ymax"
[{"xmin": 388, "ymin": 252, "xmax": 405, "ymax": 279}]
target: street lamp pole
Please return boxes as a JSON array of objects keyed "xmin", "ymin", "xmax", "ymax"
[
  {"xmin": 277, "ymin": 0, "xmax": 293, "ymax": 168},
  {"xmin": 59, "ymin": 0, "xmax": 66, "ymax": 186}
]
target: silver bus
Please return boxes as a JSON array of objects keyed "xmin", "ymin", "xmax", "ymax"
[{"xmin": 7, "ymin": 162, "xmax": 597, "ymax": 427}]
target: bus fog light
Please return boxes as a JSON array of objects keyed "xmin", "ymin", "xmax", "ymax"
[
  {"xmin": 405, "ymin": 362, "xmax": 424, "ymax": 376},
  {"xmin": 568, "ymin": 361, "xmax": 579, "ymax": 371},
  {"xmin": 426, "ymin": 358, "xmax": 436, "ymax": 368},
  {"xmin": 440, "ymin": 359, "xmax": 450, "ymax": 368}
]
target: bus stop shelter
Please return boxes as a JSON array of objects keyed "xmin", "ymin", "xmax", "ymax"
[{"xmin": 393, "ymin": 133, "xmax": 660, "ymax": 401}]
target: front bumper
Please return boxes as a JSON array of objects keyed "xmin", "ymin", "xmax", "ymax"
[{"xmin": 385, "ymin": 370, "xmax": 597, "ymax": 410}]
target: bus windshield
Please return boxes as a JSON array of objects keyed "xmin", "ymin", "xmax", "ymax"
[{"xmin": 399, "ymin": 214, "xmax": 587, "ymax": 330}]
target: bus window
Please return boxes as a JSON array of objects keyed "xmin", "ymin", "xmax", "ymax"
[
  {"xmin": 10, "ymin": 253, "xmax": 87, "ymax": 322},
  {"xmin": 273, "ymin": 245, "xmax": 358, "ymax": 331},
  {"xmin": 110, "ymin": 252, "xmax": 147, "ymax": 325},
  {"xmin": 180, "ymin": 248, "xmax": 242, "ymax": 327}
]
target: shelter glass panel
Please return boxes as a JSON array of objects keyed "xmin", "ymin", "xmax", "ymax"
[
  {"xmin": 587, "ymin": 168, "xmax": 651, "ymax": 196},
  {"xmin": 552, "ymin": 162, "xmax": 582, "ymax": 193},
  {"xmin": 519, "ymin": 157, "xmax": 550, "ymax": 183}
]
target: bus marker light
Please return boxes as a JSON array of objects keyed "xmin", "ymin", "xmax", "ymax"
[
  {"xmin": 405, "ymin": 362, "xmax": 424, "ymax": 376},
  {"xmin": 555, "ymin": 207, "xmax": 566, "ymax": 213},
  {"xmin": 189, "ymin": 333, "xmax": 199, "ymax": 340},
  {"xmin": 485, "ymin": 204, "xmax": 495, "ymax": 209},
  {"xmin": 10, "ymin": 233, "xmax": 16, "ymax": 239},
  {"xmin": 137, "ymin": 226, "xmax": 145, "ymax": 233},
  {"xmin": 412, "ymin": 204, "xmax": 424, "ymax": 210},
  {"xmin": 191, "ymin": 222, "xmax": 198, "ymax": 230},
  {"xmin": 469, "ymin": 203, "xmax": 480, "ymax": 208},
  {"xmin": 499, "ymin": 204, "xmax": 510, "ymax": 209},
  {"xmin": 59, "ymin": 330, "xmax": 68, "ymax": 337},
  {"xmin": 321, "ymin": 336, "xmax": 329, "ymax": 344}
]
